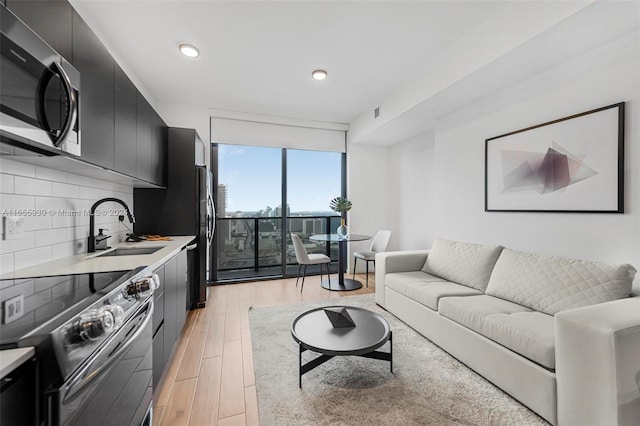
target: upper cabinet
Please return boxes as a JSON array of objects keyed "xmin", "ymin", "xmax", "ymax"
[
  {"xmin": 6, "ymin": 0, "xmax": 72, "ymax": 60},
  {"xmin": 136, "ymin": 93, "xmax": 167, "ymax": 186},
  {"xmin": 4, "ymin": 0, "xmax": 166, "ymax": 187},
  {"xmin": 72, "ymin": 9, "xmax": 115, "ymax": 170},
  {"xmin": 136, "ymin": 92, "xmax": 152, "ymax": 182},
  {"xmin": 114, "ymin": 65, "xmax": 138, "ymax": 178},
  {"xmin": 151, "ymin": 108, "xmax": 168, "ymax": 186}
]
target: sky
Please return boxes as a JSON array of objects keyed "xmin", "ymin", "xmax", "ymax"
[{"xmin": 218, "ymin": 145, "xmax": 342, "ymax": 213}]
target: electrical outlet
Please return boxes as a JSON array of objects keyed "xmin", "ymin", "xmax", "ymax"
[
  {"xmin": 3, "ymin": 216, "xmax": 24, "ymax": 240},
  {"xmin": 3, "ymin": 294, "xmax": 24, "ymax": 324}
]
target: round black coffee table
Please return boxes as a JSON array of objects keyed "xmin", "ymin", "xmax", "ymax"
[{"xmin": 291, "ymin": 306, "xmax": 392, "ymax": 387}]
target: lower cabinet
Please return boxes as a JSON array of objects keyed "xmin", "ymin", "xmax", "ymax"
[
  {"xmin": 151, "ymin": 248, "xmax": 188, "ymax": 390},
  {"xmin": 176, "ymin": 249, "xmax": 188, "ymax": 330},
  {"xmin": 162, "ymin": 255, "xmax": 177, "ymax": 367},
  {"xmin": 152, "ymin": 323, "xmax": 164, "ymax": 390},
  {"xmin": 0, "ymin": 356, "xmax": 37, "ymax": 426}
]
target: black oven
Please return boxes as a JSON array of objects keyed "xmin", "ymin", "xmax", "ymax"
[
  {"xmin": 48, "ymin": 299, "xmax": 154, "ymax": 426},
  {"xmin": 0, "ymin": 5, "xmax": 80, "ymax": 157},
  {"xmin": 0, "ymin": 268, "xmax": 159, "ymax": 426}
]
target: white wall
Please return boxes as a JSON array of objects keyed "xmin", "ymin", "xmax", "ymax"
[
  {"xmin": 388, "ymin": 131, "xmax": 436, "ymax": 250},
  {"xmin": 0, "ymin": 159, "xmax": 133, "ymax": 275},
  {"xmin": 347, "ymin": 144, "xmax": 391, "ymax": 270},
  {"xmin": 348, "ymin": 1, "xmax": 593, "ymax": 144},
  {"xmin": 386, "ymin": 30, "xmax": 639, "ymax": 269}
]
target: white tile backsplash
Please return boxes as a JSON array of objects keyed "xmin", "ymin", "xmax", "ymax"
[
  {"xmin": 0, "ymin": 158, "xmax": 134, "ymax": 275},
  {"xmin": 21, "ymin": 213, "xmax": 53, "ymax": 232},
  {"xmin": 35, "ymin": 228, "xmax": 69, "ymax": 247},
  {"xmin": 52, "ymin": 181, "xmax": 80, "ymax": 198},
  {"xmin": 14, "ymin": 246, "xmax": 52, "ymax": 271},
  {"xmin": 35, "ymin": 167, "xmax": 68, "ymax": 182},
  {"xmin": 0, "ymin": 254, "xmax": 13, "ymax": 278},
  {"xmin": 51, "ymin": 241, "xmax": 76, "ymax": 260},
  {"xmin": 0, "ymin": 158, "xmax": 35, "ymax": 177},
  {"xmin": 0, "ymin": 174, "xmax": 14, "ymax": 193},
  {"xmin": 0, "ymin": 193, "xmax": 36, "ymax": 210},
  {"xmin": 0, "ymin": 232, "xmax": 35, "ymax": 255},
  {"xmin": 15, "ymin": 176, "xmax": 52, "ymax": 196}
]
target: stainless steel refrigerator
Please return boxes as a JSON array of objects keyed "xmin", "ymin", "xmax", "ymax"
[{"xmin": 134, "ymin": 128, "xmax": 214, "ymax": 309}]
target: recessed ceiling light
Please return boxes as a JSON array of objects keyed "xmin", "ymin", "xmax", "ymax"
[
  {"xmin": 179, "ymin": 44, "xmax": 199, "ymax": 58},
  {"xmin": 312, "ymin": 69, "xmax": 328, "ymax": 80}
]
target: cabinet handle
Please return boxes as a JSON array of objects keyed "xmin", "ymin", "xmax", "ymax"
[{"xmin": 50, "ymin": 62, "xmax": 78, "ymax": 147}]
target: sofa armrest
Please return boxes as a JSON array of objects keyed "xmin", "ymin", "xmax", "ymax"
[
  {"xmin": 375, "ymin": 250, "xmax": 429, "ymax": 307},
  {"xmin": 556, "ymin": 296, "xmax": 640, "ymax": 426}
]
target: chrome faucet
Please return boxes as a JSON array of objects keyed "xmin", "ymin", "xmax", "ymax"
[{"xmin": 88, "ymin": 198, "xmax": 135, "ymax": 252}]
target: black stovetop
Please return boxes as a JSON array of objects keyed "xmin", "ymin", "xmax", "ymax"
[{"xmin": 0, "ymin": 269, "xmax": 137, "ymax": 348}]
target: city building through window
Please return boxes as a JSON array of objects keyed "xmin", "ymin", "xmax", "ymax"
[{"xmin": 213, "ymin": 144, "xmax": 344, "ymax": 282}]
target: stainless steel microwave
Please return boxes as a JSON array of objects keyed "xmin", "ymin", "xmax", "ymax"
[{"xmin": 0, "ymin": 6, "xmax": 80, "ymax": 157}]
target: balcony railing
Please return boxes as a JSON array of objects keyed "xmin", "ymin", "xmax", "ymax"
[{"xmin": 216, "ymin": 216, "xmax": 342, "ymax": 278}]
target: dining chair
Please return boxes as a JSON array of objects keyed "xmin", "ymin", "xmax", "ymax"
[
  {"xmin": 352, "ymin": 230, "xmax": 392, "ymax": 288},
  {"xmin": 290, "ymin": 233, "xmax": 331, "ymax": 292}
]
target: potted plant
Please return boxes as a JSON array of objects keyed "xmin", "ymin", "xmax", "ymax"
[{"xmin": 329, "ymin": 196, "xmax": 352, "ymax": 238}]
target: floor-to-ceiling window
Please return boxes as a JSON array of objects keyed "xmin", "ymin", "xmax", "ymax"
[
  {"xmin": 285, "ymin": 149, "xmax": 343, "ymax": 276},
  {"xmin": 213, "ymin": 144, "xmax": 344, "ymax": 282}
]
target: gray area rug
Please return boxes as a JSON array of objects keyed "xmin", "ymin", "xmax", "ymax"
[{"xmin": 249, "ymin": 294, "xmax": 549, "ymax": 425}]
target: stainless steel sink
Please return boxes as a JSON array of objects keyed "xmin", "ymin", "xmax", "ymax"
[{"xmin": 94, "ymin": 246, "xmax": 164, "ymax": 257}]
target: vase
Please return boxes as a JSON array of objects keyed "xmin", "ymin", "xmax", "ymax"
[{"xmin": 336, "ymin": 218, "xmax": 349, "ymax": 238}]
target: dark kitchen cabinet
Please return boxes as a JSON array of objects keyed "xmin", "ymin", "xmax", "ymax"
[
  {"xmin": 72, "ymin": 10, "xmax": 115, "ymax": 169},
  {"xmin": 152, "ymin": 323, "xmax": 164, "ymax": 389},
  {"xmin": 151, "ymin": 264, "xmax": 165, "ymax": 389},
  {"xmin": 136, "ymin": 93, "xmax": 152, "ymax": 182},
  {"xmin": 5, "ymin": 1, "xmax": 167, "ymax": 186},
  {"xmin": 0, "ymin": 356, "xmax": 37, "ymax": 426},
  {"xmin": 162, "ymin": 254, "xmax": 177, "ymax": 366},
  {"xmin": 176, "ymin": 248, "xmax": 188, "ymax": 328},
  {"xmin": 6, "ymin": 0, "xmax": 72, "ymax": 60},
  {"xmin": 114, "ymin": 65, "xmax": 138, "ymax": 177},
  {"xmin": 151, "ymin": 109, "xmax": 168, "ymax": 186},
  {"xmin": 151, "ymin": 248, "xmax": 188, "ymax": 391},
  {"xmin": 136, "ymin": 93, "xmax": 167, "ymax": 186}
]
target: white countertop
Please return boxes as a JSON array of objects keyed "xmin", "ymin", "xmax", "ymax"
[
  {"xmin": 0, "ymin": 236, "xmax": 196, "ymax": 279},
  {"xmin": 0, "ymin": 347, "xmax": 35, "ymax": 379}
]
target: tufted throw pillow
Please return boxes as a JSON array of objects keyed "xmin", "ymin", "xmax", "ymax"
[
  {"xmin": 486, "ymin": 248, "xmax": 636, "ymax": 315},
  {"xmin": 421, "ymin": 238, "xmax": 503, "ymax": 291}
]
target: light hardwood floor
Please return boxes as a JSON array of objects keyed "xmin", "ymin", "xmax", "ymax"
[{"xmin": 153, "ymin": 273, "xmax": 376, "ymax": 426}]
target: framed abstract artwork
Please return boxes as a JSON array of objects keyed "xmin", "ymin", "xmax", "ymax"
[{"xmin": 485, "ymin": 102, "xmax": 625, "ymax": 213}]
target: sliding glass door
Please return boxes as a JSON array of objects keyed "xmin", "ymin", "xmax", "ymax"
[
  {"xmin": 212, "ymin": 144, "xmax": 344, "ymax": 282},
  {"xmin": 285, "ymin": 149, "xmax": 343, "ymax": 277}
]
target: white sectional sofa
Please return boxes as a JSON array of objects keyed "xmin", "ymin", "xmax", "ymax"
[{"xmin": 375, "ymin": 238, "xmax": 640, "ymax": 426}]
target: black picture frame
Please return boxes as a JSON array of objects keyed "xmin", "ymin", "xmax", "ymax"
[{"xmin": 484, "ymin": 102, "xmax": 625, "ymax": 213}]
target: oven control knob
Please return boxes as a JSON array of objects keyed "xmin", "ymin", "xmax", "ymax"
[
  {"xmin": 124, "ymin": 274, "xmax": 159, "ymax": 299},
  {"xmin": 72, "ymin": 307, "xmax": 117, "ymax": 342},
  {"xmin": 101, "ymin": 304, "xmax": 125, "ymax": 327}
]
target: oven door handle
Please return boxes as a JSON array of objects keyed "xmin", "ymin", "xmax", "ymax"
[{"xmin": 62, "ymin": 300, "xmax": 154, "ymax": 403}]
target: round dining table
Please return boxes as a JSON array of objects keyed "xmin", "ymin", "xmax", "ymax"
[{"xmin": 309, "ymin": 233, "xmax": 371, "ymax": 291}]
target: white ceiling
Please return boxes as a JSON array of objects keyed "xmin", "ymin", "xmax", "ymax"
[{"xmin": 69, "ymin": 0, "xmax": 504, "ymax": 125}]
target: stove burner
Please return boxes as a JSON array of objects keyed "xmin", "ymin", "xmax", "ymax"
[{"xmin": 0, "ymin": 269, "xmax": 136, "ymax": 349}]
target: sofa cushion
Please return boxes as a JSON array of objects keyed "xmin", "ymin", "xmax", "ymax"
[
  {"xmin": 421, "ymin": 238, "xmax": 503, "ymax": 291},
  {"xmin": 439, "ymin": 295, "xmax": 556, "ymax": 369},
  {"xmin": 386, "ymin": 271, "xmax": 482, "ymax": 311},
  {"xmin": 486, "ymin": 248, "xmax": 636, "ymax": 315}
]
